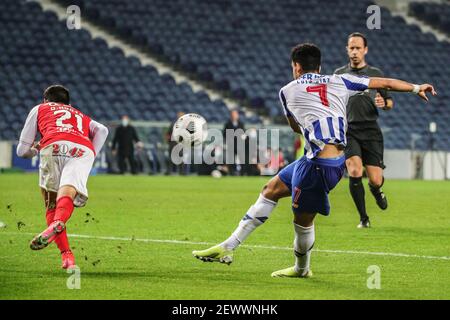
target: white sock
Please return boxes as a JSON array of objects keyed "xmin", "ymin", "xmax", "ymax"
[
  {"xmin": 293, "ymin": 223, "xmax": 315, "ymax": 276},
  {"xmin": 220, "ymin": 194, "xmax": 277, "ymax": 250}
]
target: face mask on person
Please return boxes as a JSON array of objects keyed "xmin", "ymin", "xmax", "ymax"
[{"xmin": 122, "ymin": 119, "xmax": 129, "ymax": 127}]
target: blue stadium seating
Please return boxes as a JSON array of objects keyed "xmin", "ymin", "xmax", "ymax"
[
  {"xmin": 1, "ymin": 0, "xmax": 449, "ymax": 151},
  {"xmin": 54, "ymin": 0, "xmax": 450, "ymax": 151},
  {"xmin": 0, "ymin": 0, "xmax": 260, "ymax": 142},
  {"xmin": 409, "ymin": 2, "xmax": 450, "ymax": 35}
]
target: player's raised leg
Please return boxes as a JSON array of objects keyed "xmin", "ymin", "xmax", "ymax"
[
  {"xmin": 271, "ymin": 152, "xmax": 345, "ymax": 278},
  {"xmin": 41, "ymin": 189, "xmax": 75, "ymax": 268},
  {"xmin": 30, "ymin": 186, "xmax": 77, "ymax": 251},
  {"xmin": 41, "ymin": 188, "xmax": 75, "ymax": 269},
  {"xmin": 271, "ymin": 212, "xmax": 315, "ymax": 278},
  {"xmin": 192, "ymin": 174, "xmax": 291, "ymax": 264},
  {"xmin": 366, "ymin": 165, "xmax": 387, "ymax": 210}
]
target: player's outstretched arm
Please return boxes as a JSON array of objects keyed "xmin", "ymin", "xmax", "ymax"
[{"xmin": 368, "ymin": 78, "xmax": 437, "ymax": 102}]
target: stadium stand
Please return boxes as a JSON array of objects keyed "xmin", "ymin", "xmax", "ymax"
[
  {"xmin": 54, "ymin": 0, "xmax": 450, "ymax": 150},
  {"xmin": 1, "ymin": 0, "xmax": 448, "ymax": 151},
  {"xmin": 0, "ymin": 0, "xmax": 263, "ymax": 143},
  {"xmin": 409, "ymin": 1, "xmax": 450, "ymax": 35}
]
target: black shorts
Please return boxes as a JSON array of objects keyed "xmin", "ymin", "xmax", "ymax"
[{"xmin": 345, "ymin": 126, "xmax": 385, "ymax": 169}]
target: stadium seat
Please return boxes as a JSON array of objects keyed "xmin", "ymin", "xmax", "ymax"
[
  {"xmin": 1, "ymin": 0, "xmax": 448, "ymax": 152},
  {"xmin": 0, "ymin": 0, "xmax": 260, "ymax": 143},
  {"xmin": 409, "ymin": 2, "xmax": 450, "ymax": 35}
]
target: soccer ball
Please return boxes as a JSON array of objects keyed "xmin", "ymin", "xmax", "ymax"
[{"xmin": 171, "ymin": 113, "xmax": 208, "ymax": 147}]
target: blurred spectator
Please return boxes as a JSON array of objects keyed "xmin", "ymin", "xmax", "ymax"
[
  {"xmin": 275, "ymin": 148, "xmax": 286, "ymax": 171},
  {"xmin": 223, "ymin": 110, "xmax": 245, "ymax": 175},
  {"xmin": 243, "ymin": 127, "xmax": 260, "ymax": 176},
  {"xmin": 258, "ymin": 147, "xmax": 285, "ymax": 176},
  {"xmin": 112, "ymin": 115, "xmax": 140, "ymax": 174},
  {"xmin": 166, "ymin": 111, "xmax": 185, "ymax": 175},
  {"xmin": 105, "ymin": 141, "xmax": 119, "ymax": 173},
  {"xmin": 134, "ymin": 141, "xmax": 150, "ymax": 174}
]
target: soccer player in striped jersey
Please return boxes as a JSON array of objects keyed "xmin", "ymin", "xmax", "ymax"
[{"xmin": 192, "ymin": 43, "xmax": 436, "ymax": 278}]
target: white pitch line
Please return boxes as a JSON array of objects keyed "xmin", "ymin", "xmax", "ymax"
[{"xmin": 1, "ymin": 231, "xmax": 449, "ymax": 261}]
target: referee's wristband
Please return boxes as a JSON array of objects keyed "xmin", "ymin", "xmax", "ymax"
[{"xmin": 411, "ymin": 84, "xmax": 420, "ymax": 94}]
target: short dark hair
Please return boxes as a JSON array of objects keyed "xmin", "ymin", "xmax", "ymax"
[
  {"xmin": 44, "ymin": 85, "xmax": 70, "ymax": 104},
  {"xmin": 291, "ymin": 43, "xmax": 321, "ymax": 73},
  {"xmin": 348, "ymin": 32, "xmax": 367, "ymax": 47}
]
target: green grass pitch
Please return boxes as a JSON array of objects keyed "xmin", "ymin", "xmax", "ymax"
[{"xmin": 0, "ymin": 173, "xmax": 449, "ymax": 299}]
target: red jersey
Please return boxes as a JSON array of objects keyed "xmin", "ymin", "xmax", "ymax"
[{"xmin": 37, "ymin": 102, "xmax": 94, "ymax": 152}]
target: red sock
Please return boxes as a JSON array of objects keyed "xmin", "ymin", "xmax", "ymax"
[
  {"xmin": 54, "ymin": 196, "xmax": 74, "ymax": 224},
  {"xmin": 55, "ymin": 230, "xmax": 70, "ymax": 253},
  {"xmin": 46, "ymin": 208, "xmax": 55, "ymax": 226},
  {"xmin": 46, "ymin": 208, "xmax": 70, "ymax": 253}
]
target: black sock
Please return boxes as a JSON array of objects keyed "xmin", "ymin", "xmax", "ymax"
[{"xmin": 349, "ymin": 176, "xmax": 368, "ymax": 221}]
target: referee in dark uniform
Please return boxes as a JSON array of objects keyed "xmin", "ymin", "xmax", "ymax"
[{"xmin": 335, "ymin": 32, "xmax": 393, "ymax": 228}]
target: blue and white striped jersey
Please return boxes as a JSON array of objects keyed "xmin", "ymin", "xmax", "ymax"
[{"xmin": 279, "ymin": 72, "xmax": 370, "ymax": 159}]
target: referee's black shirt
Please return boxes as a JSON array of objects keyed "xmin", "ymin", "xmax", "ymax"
[{"xmin": 334, "ymin": 64, "xmax": 392, "ymax": 129}]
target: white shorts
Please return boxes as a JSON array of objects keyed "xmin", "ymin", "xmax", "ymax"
[{"xmin": 39, "ymin": 141, "xmax": 95, "ymax": 207}]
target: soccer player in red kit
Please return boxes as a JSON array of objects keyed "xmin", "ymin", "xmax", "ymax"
[{"xmin": 16, "ymin": 85, "xmax": 109, "ymax": 269}]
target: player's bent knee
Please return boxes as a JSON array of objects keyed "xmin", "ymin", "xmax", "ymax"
[
  {"xmin": 261, "ymin": 178, "xmax": 287, "ymax": 202},
  {"xmin": 346, "ymin": 158, "xmax": 363, "ymax": 177},
  {"xmin": 57, "ymin": 185, "xmax": 78, "ymax": 200},
  {"xmin": 294, "ymin": 212, "xmax": 316, "ymax": 227},
  {"xmin": 261, "ymin": 183, "xmax": 276, "ymax": 200},
  {"xmin": 348, "ymin": 167, "xmax": 363, "ymax": 177},
  {"xmin": 369, "ymin": 177, "xmax": 383, "ymax": 188},
  {"xmin": 346, "ymin": 162, "xmax": 363, "ymax": 177}
]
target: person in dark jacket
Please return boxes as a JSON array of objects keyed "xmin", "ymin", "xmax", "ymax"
[
  {"xmin": 112, "ymin": 115, "xmax": 140, "ymax": 174},
  {"xmin": 223, "ymin": 110, "xmax": 245, "ymax": 175}
]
